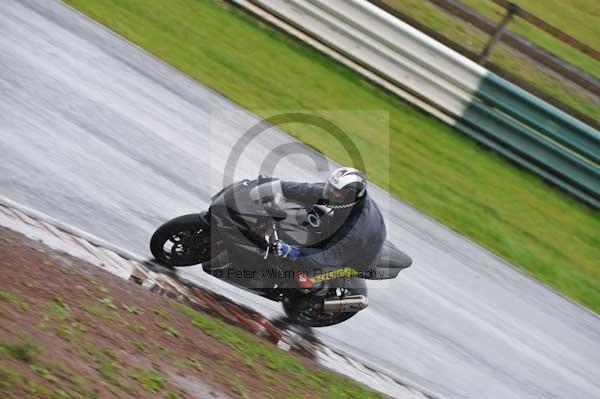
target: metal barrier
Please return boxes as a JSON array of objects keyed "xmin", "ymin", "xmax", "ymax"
[
  {"xmin": 236, "ymin": 0, "xmax": 600, "ymax": 208},
  {"xmin": 461, "ymin": 74, "xmax": 599, "ymax": 207}
]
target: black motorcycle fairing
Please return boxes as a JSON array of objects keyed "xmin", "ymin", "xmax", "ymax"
[
  {"xmin": 208, "ymin": 179, "xmax": 295, "ymax": 287},
  {"xmin": 363, "ymin": 240, "xmax": 412, "ymax": 280},
  {"xmin": 210, "ymin": 179, "xmax": 271, "ymax": 248}
]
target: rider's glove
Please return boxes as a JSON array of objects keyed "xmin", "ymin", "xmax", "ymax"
[{"xmin": 274, "ymin": 240, "xmax": 301, "ymax": 260}]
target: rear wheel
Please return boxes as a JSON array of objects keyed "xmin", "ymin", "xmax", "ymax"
[
  {"xmin": 150, "ymin": 213, "xmax": 211, "ymax": 267},
  {"xmin": 282, "ymin": 279, "xmax": 367, "ymax": 327}
]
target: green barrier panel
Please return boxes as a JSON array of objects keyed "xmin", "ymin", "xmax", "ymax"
[
  {"xmin": 460, "ymin": 75, "xmax": 600, "ymax": 208},
  {"xmin": 455, "ymin": 120, "xmax": 599, "ymax": 209},
  {"xmin": 477, "ymin": 74, "xmax": 600, "ymax": 165}
]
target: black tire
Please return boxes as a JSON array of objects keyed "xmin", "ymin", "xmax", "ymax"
[
  {"xmin": 282, "ymin": 278, "xmax": 367, "ymax": 327},
  {"xmin": 150, "ymin": 213, "xmax": 211, "ymax": 267}
]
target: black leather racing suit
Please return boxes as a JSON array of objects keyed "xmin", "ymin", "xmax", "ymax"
[{"xmin": 281, "ymin": 181, "xmax": 386, "ymax": 271}]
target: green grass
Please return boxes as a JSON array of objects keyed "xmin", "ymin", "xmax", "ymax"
[
  {"xmin": 0, "ymin": 365, "xmax": 27, "ymax": 394},
  {"xmin": 0, "ymin": 340, "xmax": 97, "ymax": 398},
  {"xmin": 165, "ymin": 391, "xmax": 183, "ymax": 399},
  {"xmin": 30, "ymin": 364, "xmax": 59, "ymax": 383},
  {"xmin": 63, "ymin": 0, "xmax": 600, "ymax": 312},
  {"xmin": 98, "ymin": 296, "xmax": 118, "ymax": 309},
  {"xmin": 0, "ymin": 340, "xmax": 42, "ymax": 363},
  {"xmin": 0, "ymin": 235, "xmax": 16, "ymax": 245},
  {"xmin": 0, "ymin": 289, "xmax": 30, "ymax": 312},
  {"xmin": 128, "ymin": 339, "xmax": 149, "ymax": 353},
  {"xmin": 122, "ymin": 304, "xmax": 144, "ymax": 314},
  {"xmin": 97, "ymin": 359, "xmax": 137, "ymax": 394},
  {"xmin": 129, "ymin": 369, "xmax": 167, "ymax": 392},
  {"xmin": 460, "ymin": 0, "xmax": 600, "ymax": 76},
  {"xmin": 83, "ymin": 304, "xmax": 115, "ymax": 320},
  {"xmin": 151, "ymin": 307, "xmax": 173, "ymax": 319},
  {"xmin": 47, "ymin": 297, "xmax": 71, "ymax": 321},
  {"xmin": 156, "ymin": 322, "xmax": 180, "ymax": 338},
  {"xmin": 378, "ymin": 0, "xmax": 600, "ymax": 121}
]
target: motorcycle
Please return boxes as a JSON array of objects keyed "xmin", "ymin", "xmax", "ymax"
[{"xmin": 150, "ymin": 176, "xmax": 412, "ymax": 327}]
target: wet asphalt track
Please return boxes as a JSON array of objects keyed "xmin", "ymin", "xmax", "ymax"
[{"xmin": 1, "ymin": 1, "xmax": 599, "ymax": 398}]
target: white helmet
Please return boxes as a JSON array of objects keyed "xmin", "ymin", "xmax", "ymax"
[{"xmin": 323, "ymin": 167, "xmax": 366, "ymax": 208}]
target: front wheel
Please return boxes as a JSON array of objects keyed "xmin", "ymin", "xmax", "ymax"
[{"xmin": 150, "ymin": 213, "xmax": 211, "ymax": 267}]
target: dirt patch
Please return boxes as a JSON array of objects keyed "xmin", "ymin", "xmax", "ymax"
[{"xmin": 0, "ymin": 226, "xmax": 385, "ymax": 398}]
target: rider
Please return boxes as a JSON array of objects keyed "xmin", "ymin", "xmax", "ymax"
[{"xmin": 251, "ymin": 167, "xmax": 386, "ymax": 273}]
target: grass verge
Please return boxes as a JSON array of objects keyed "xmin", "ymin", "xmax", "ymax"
[
  {"xmin": 62, "ymin": 0, "xmax": 600, "ymax": 313},
  {"xmin": 460, "ymin": 0, "xmax": 600, "ymax": 75},
  {"xmin": 0, "ymin": 227, "xmax": 384, "ymax": 398}
]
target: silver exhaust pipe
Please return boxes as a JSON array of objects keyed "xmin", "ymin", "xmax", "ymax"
[{"xmin": 322, "ymin": 295, "xmax": 368, "ymax": 313}]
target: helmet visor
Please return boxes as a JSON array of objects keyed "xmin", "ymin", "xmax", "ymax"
[
  {"xmin": 323, "ymin": 182, "xmax": 350, "ymax": 206},
  {"xmin": 325, "ymin": 183, "xmax": 345, "ymax": 199}
]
